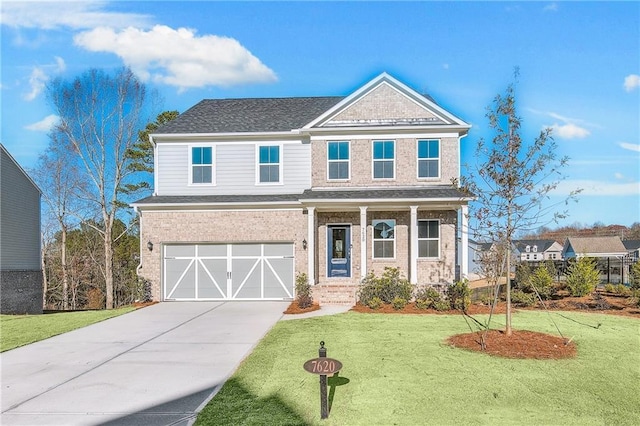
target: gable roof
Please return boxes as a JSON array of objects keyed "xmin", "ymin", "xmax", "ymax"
[
  {"xmin": 153, "ymin": 73, "xmax": 470, "ymax": 136},
  {"xmin": 563, "ymin": 236, "xmax": 627, "ymax": 257},
  {"xmin": 156, "ymin": 96, "xmax": 344, "ymax": 134},
  {"xmin": 304, "ymin": 72, "xmax": 470, "ymax": 129},
  {"xmin": 513, "ymin": 239, "xmax": 560, "ymax": 253},
  {"xmin": 623, "ymin": 240, "xmax": 640, "ymax": 251}
]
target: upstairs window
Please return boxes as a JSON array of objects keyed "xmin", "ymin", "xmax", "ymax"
[
  {"xmin": 258, "ymin": 145, "xmax": 281, "ymax": 183},
  {"xmin": 191, "ymin": 146, "xmax": 213, "ymax": 184},
  {"xmin": 373, "ymin": 140, "xmax": 395, "ymax": 179},
  {"xmin": 417, "ymin": 139, "xmax": 439, "ymax": 178},
  {"xmin": 418, "ymin": 220, "xmax": 440, "ymax": 258},
  {"xmin": 373, "ymin": 219, "xmax": 395, "ymax": 258},
  {"xmin": 327, "ymin": 141, "xmax": 350, "ymax": 180}
]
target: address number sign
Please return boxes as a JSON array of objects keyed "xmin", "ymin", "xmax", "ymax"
[{"xmin": 303, "ymin": 357, "xmax": 343, "ymax": 375}]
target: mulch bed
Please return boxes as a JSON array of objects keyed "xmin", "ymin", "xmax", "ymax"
[
  {"xmin": 350, "ymin": 292, "xmax": 637, "ymax": 360},
  {"xmin": 447, "ymin": 329, "xmax": 577, "ymax": 359},
  {"xmin": 283, "ymin": 301, "xmax": 321, "ymax": 315}
]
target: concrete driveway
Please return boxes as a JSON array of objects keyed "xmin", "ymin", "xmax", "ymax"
[{"xmin": 1, "ymin": 301, "xmax": 289, "ymax": 425}]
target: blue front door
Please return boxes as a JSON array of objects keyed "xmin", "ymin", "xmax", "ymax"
[{"xmin": 327, "ymin": 226, "xmax": 351, "ymax": 278}]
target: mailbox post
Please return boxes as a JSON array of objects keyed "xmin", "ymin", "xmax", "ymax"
[
  {"xmin": 319, "ymin": 342, "xmax": 328, "ymax": 419},
  {"xmin": 303, "ymin": 341, "xmax": 342, "ymax": 420}
]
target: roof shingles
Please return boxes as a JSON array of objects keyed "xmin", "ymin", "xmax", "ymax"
[{"xmin": 156, "ymin": 97, "xmax": 345, "ymax": 134}]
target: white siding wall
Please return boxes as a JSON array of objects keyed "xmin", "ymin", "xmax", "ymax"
[{"xmin": 156, "ymin": 142, "xmax": 311, "ymax": 195}]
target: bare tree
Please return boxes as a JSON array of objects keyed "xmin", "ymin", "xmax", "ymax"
[
  {"xmin": 31, "ymin": 141, "xmax": 84, "ymax": 310},
  {"xmin": 461, "ymin": 73, "xmax": 580, "ymax": 335},
  {"xmin": 47, "ymin": 67, "xmax": 154, "ymax": 309}
]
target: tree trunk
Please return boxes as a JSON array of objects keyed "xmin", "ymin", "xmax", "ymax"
[
  {"xmin": 104, "ymin": 219, "xmax": 114, "ymax": 309},
  {"xmin": 505, "ymin": 244, "xmax": 512, "ymax": 336},
  {"xmin": 41, "ymin": 238, "xmax": 48, "ymax": 309},
  {"xmin": 61, "ymin": 225, "xmax": 69, "ymax": 310}
]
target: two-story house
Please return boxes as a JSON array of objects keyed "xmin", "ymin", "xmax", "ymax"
[
  {"xmin": 514, "ymin": 240, "xmax": 564, "ymax": 263},
  {"xmin": 132, "ymin": 73, "xmax": 473, "ymax": 304}
]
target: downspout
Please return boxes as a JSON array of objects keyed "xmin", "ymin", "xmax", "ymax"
[{"xmin": 134, "ymin": 206, "xmax": 143, "ymax": 277}]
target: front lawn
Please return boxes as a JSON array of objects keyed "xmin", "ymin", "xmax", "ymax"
[
  {"xmin": 0, "ymin": 307, "xmax": 135, "ymax": 352},
  {"xmin": 197, "ymin": 311, "xmax": 639, "ymax": 425}
]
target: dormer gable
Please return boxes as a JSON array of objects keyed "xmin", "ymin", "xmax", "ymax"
[{"xmin": 303, "ymin": 72, "xmax": 469, "ymax": 131}]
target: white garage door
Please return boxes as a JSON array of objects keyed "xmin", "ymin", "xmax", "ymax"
[{"xmin": 163, "ymin": 243, "xmax": 294, "ymax": 301}]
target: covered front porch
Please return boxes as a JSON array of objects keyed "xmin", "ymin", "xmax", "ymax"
[{"xmin": 299, "ymin": 188, "xmax": 471, "ymax": 305}]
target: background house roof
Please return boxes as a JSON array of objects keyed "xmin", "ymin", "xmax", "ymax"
[
  {"xmin": 155, "ymin": 96, "xmax": 344, "ymax": 134},
  {"xmin": 513, "ymin": 240, "xmax": 559, "ymax": 253},
  {"xmin": 564, "ymin": 236, "xmax": 627, "ymax": 256}
]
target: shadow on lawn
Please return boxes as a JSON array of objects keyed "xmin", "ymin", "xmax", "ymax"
[{"xmin": 328, "ymin": 372, "xmax": 350, "ymax": 413}]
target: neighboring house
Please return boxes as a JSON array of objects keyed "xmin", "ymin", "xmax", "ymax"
[
  {"xmin": 623, "ymin": 240, "xmax": 640, "ymax": 263},
  {"xmin": 563, "ymin": 236, "xmax": 629, "ymax": 284},
  {"xmin": 466, "ymin": 239, "xmax": 493, "ymax": 279},
  {"xmin": 562, "ymin": 236, "xmax": 627, "ymax": 259},
  {"xmin": 513, "ymin": 239, "xmax": 563, "ymax": 262},
  {"xmin": 0, "ymin": 144, "xmax": 43, "ymax": 314},
  {"xmin": 132, "ymin": 73, "xmax": 473, "ymax": 304}
]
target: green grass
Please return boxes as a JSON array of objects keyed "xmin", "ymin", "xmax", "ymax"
[
  {"xmin": 197, "ymin": 311, "xmax": 640, "ymax": 425},
  {"xmin": 0, "ymin": 307, "xmax": 135, "ymax": 352}
]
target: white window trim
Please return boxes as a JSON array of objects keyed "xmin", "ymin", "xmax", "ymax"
[
  {"xmin": 188, "ymin": 144, "xmax": 216, "ymax": 186},
  {"xmin": 372, "ymin": 140, "xmax": 395, "ymax": 180},
  {"xmin": 327, "ymin": 141, "xmax": 351, "ymax": 181},
  {"xmin": 255, "ymin": 144, "xmax": 283, "ymax": 185},
  {"xmin": 372, "ymin": 219, "xmax": 396, "ymax": 260},
  {"xmin": 417, "ymin": 219, "xmax": 440, "ymax": 259},
  {"xmin": 416, "ymin": 139, "xmax": 441, "ymax": 180}
]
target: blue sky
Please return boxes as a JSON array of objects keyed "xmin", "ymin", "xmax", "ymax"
[{"xmin": 1, "ymin": 1, "xmax": 639, "ymax": 228}]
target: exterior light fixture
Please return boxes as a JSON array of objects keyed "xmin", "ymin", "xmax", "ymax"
[
  {"xmin": 147, "ymin": 241, "xmax": 153, "ymax": 251},
  {"xmin": 302, "ymin": 239, "xmax": 307, "ymax": 250}
]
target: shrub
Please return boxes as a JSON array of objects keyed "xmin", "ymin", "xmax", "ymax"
[
  {"xmin": 358, "ymin": 267, "xmax": 412, "ymax": 305},
  {"xmin": 615, "ymin": 284, "xmax": 631, "ymax": 296},
  {"xmin": 447, "ymin": 279, "xmax": 470, "ymax": 311},
  {"xmin": 367, "ymin": 296, "xmax": 383, "ymax": 310},
  {"xmin": 566, "ymin": 257, "xmax": 600, "ymax": 297},
  {"xmin": 414, "ymin": 286, "xmax": 442, "ymax": 309},
  {"xmin": 529, "ymin": 266, "xmax": 555, "ymax": 300},
  {"xmin": 630, "ymin": 262, "xmax": 640, "ymax": 290},
  {"xmin": 415, "ymin": 298, "xmax": 431, "ymax": 310},
  {"xmin": 511, "ymin": 289, "xmax": 536, "ymax": 307},
  {"xmin": 514, "ymin": 262, "xmax": 532, "ymax": 290},
  {"xmin": 295, "ymin": 273, "xmax": 313, "ymax": 309},
  {"xmin": 604, "ymin": 283, "xmax": 616, "ymax": 293},
  {"xmin": 392, "ymin": 297, "xmax": 408, "ymax": 310},
  {"xmin": 433, "ymin": 300, "xmax": 451, "ymax": 311}
]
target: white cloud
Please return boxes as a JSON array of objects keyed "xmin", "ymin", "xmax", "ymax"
[
  {"xmin": 543, "ymin": 3, "xmax": 558, "ymax": 12},
  {"xmin": 0, "ymin": 1, "xmax": 151, "ymax": 30},
  {"xmin": 623, "ymin": 74, "xmax": 640, "ymax": 92},
  {"xmin": 614, "ymin": 172, "xmax": 624, "ymax": 180},
  {"xmin": 548, "ymin": 122, "xmax": 590, "ymax": 139},
  {"xmin": 74, "ymin": 25, "xmax": 277, "ymax": 90},
  {"xmin": 23, "ymin": 66, "xmax": 47, "ymax": 101},
  {"xmin": 442, "ymin": 63, "xmax": 450, "ymax": 70},
  {"xmin": 22, "ymin": 57, "xmax": 66, "ymax": 101},
  {"xmin": 552, "ymin": 179, "xmax": 640, "ymax": 196},
  {"xmin": 25, "ymin": 114, "xmax": 59, "ymax": 132},
  {"xmin": 619, "ymin": 142, "xmax": 640, "ymax": 152}
]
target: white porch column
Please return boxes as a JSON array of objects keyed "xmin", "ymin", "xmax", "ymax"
[
  {"xmin": 461, "ymin": 205, "xmax": 469, "ymax": 279},
  {"xmin": 307, "ymin": 207, "xmax": 316, "ymax": 285},
  {"xmin": 410, "ymin": 205, "xmax": 419, "ymax": 284},
  {"xmin": 360, "ymin": 206, "xmax": 368, "ymax": 280}
]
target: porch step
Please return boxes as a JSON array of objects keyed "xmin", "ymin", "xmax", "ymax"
[{"xmin": 312, "ymin": 284, "xmax": 358, "ymax": 306}]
